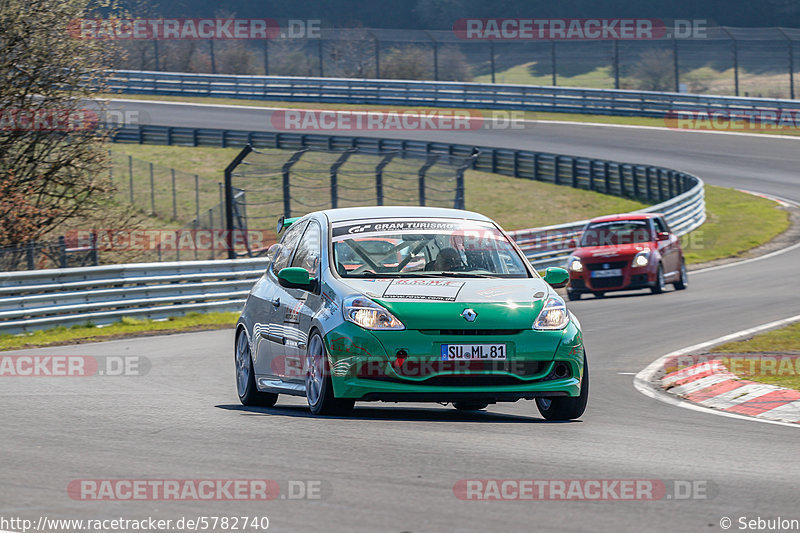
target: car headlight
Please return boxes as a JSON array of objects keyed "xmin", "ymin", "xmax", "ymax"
[
  {"xmin": 568, "ymin": 256, "xmax": 583, "ymax": 272},
  {"xmin": 632, "ymin": 250, "xmax": 650, "ymax": 268},
  {"xmin": 533, "ymin": 296, "xmax": 570, "ymax": 330},
  {"xmin": 343, "ymin": 296, "xmax": 405, "ymax": 330}
]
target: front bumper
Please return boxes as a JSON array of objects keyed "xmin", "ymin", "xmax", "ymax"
[
  {"xmin": 323, "ymin": 321, "xmax": 584, "ymax": 401},
  {"xmin": 569, "ymin": 267, "xmax": 653, "ymax": 293}
]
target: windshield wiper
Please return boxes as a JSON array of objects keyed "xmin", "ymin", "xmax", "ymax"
[{"xmin": 426, "ymin": 271, "xmax": 498, "ymax": 278}]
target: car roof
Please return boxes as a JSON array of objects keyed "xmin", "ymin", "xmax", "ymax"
[
  {"xmin": 588, "ymin": 213, "xmax": 658, "ymax": 224},
  {"xmin": 318, "ymin": 206, "xmax": 495, "ymax": 223}
]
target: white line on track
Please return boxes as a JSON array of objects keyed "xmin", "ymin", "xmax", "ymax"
[{"xmin": 634, "ymin": 314, "xmax": 800, "ymax": 428}]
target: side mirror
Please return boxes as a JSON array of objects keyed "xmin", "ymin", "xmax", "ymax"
[
  {"xmin": 277, "ymin": 267, "xmax": 315, "ymax": 291},
  {"xmin": 543, "ymin": 267, "xmax": 569, "ymax": 288},
  {"xmin": 656, "ymin": 231, "xmax": 670, "ymax": 241}
]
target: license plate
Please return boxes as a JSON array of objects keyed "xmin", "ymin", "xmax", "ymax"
[
  {"xmin": 591, "ymin": 269, "xmax": 622, "ymax": 278},
  {"xmin": 441, "ymin": 344, "xmax": 507, "ymax": 361}
]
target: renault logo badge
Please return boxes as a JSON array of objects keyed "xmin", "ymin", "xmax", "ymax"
[{"xmin": 461, "ymin": 308, "xmax": 477, "ymax": 322}]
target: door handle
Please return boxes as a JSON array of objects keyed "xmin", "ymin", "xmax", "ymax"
[{"xmin": 270, "ymin": 297, "xmax": 281, "ymax": 308}]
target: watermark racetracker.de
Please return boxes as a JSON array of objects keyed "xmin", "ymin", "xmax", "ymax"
[
  {"xmin": 67, "ymin": 18, "xmax": 322, "ymax": 40},
  {"xmin": 68, "ymin": 479, "xmax": 328, "ymax": 501},
  {"xmin": 453, "ymin": 18, "xmax": 708, "ymax": 40},
  {"xmin": 0, "ymin": 355, "xmax": 149, "ymax": 377},
  {"xmin": 453, "ymin": 479, "xmax": 717, "ymax": 501},
  {"xmin": 269, "ymin": 109, "xmax": 527, "ymax": 131}
]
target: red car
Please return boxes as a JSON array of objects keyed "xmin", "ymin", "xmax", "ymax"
[{"xmin": 565, "ymin": 213, "xmax": 687, "ymax": 300}]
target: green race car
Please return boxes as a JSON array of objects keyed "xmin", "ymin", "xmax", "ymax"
[{"xmin": 235, "ymin": 206, "xmax": 588, "ymax": 420}]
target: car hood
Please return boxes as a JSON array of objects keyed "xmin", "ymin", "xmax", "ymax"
[
  {"xmin": 572, "ymin": 243, "xmax": 652, "ymax": 260},
  {"xmin": 338, "ymin": 277, "xmax": 551, "ymax": 330}
]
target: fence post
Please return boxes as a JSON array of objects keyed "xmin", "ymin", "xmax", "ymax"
[
  {"xmin": 489, "ymin": 41, "xmax": 496, "ymax": 83},
  {"xmin": 372, "ymin": 33, "xmax": 380, "ymax": 78},
  {"xmin": 588, "ymin": 160, "xmax": 594, "ymax": 191},
  {"xmin": 550, "ymin": 41, "xmax": 557, "ymax": 85},
  {"xmin": 281, "ymin": 148, "xmax": 308, "ymax": 217},
  {"xmin": 153, "ymin": 40, "xmax": 159, "ymax": 71},
  {"xmin": 194, "ymin": 174, "xmax": 200, "ymax": 224},
  {"xmin": 778, "ymin": 28, "xmax": 794, "ymax": 99},
  {"xmin": 108, "ymin": 149, "xmax": 113, "ymax": 184},
  {"xmin": 533, "ymin": 153, "xmax": 540, "ymax": 180},
  {"xmin": 26, "ymin": 241, "xmax": 35, "ymax": 270},
  {"xmin": 318, "ymin": 39, "xmax": 324, "ymax": 77},
  {"xmin": 673, "ymin": 37, "xmax": 680, "ymax": 92},
  {"xmin": 128, "ymin": 155, "xmax": 134, "ymax": 204},
  {"xmin": 418, "ymin": 154, "xmax": 439, "ymax": 207},
  {"xmin": 330, "ymin": 149, "xmax": 355, "ymax": 209},
  {"xmin": 264, "ymin": 39, "xmax": 269, "ymax": 76},
  {"xmin": 90, "ymin": 232, "xmax": 98, "ymax": 266},
  {"xmin": 58, "ymin": 236, "xmax": 67, "ymax": 268},
  {"xmin": 223, "ymin": 144, "xmax": 253, "ymax": 259},
  {"xmin": 149, "ymin": 162, "xmax": 155, "ymax": 215},
  {"xmin": 645, "ymin": 167, "xmax": 653, "ymax": 201},
  {"xmin": 375, "ymin": 152, "xmax": 396, "ymax": 206},
  {"xmin": 612, "ymin": 40, "xmax": 620, "ymax": 90},
  {"xmin": 603, "ymin": 162, "xmax": 610, "ymax": 194},
  {"xmin": 722, "ymin": 28, "xmax": 739, "ymax": 96},
  {"xmin": 171, "ymin": 168, "xmax": 177, "ymax": 220},
  {"xmin": 219, "ymin": 183, "xmax": 225, "ymax": 227},
  {"xmin": 209, "ymin": 40, "xmax": 216, "ymax": 74},
  {"xmin": 430, "ymin": 33, "xmax": 439, "ymax": 81}
]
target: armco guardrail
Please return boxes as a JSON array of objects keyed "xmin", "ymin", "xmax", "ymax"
[
  {"xmin": 0, "ymin": 259, "xmax": 268, "ymax": 334},
  {"xmin": 108, "ymin": 69, "xmax": 800, "ymax": 119},
  {"xmin": 0, "ymin": 99, "xmax": 705, "ymax": 334},
  {"xmin": 110, "ymin": 123, "xmax": 705, "ymax": 268}
]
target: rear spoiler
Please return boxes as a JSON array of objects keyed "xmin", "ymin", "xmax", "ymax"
[{"xmin": 276, "ymin": 216, "xmax": 301, "ymax": 233}]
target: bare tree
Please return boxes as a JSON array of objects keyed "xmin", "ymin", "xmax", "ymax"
[
  {"xmin": 631, "ymin": 49, "xmax": 675, "ymax": 92},
  {"xmin": 0, "ymin": 0, "xmax": 119, "ymax": 246}
]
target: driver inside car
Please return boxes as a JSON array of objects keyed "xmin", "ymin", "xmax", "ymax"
[{"xmin": 434, "ymin": 247, "xmax": 464, "ymax": 271}]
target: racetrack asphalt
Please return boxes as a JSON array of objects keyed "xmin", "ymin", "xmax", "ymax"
[{"xmin": 1, "ymin": 100, "xmax": 798, "ymax": 532}]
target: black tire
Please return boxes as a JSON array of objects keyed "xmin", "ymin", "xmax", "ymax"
[
  {"xmin": 594, "ymin": 291, "xmax": 606, "ymax": 298},
  {"xmin": 236, "ymin": 330, "xmax": 278, "ymax": 407},
  {"xmin": 453, "ymin": 401, "xmax": 489, "ymax": 411},
  {"xmin": 566, "ymin": 290, "xmax": 581, "ymax": 301},
  {"xmin": 306, "ymin": 332, "xmax": 355, "ymax": 416},
  {"xmin": 673, "ymin": 259, "xmax": 688, "ymax": 290},
  {"xmin": 650, "ymin": 263, "xmax": 666, "ymax": 294},
  {"xmin": 536, "ymin": 353, "xmax": 588, "ymax": 421}
]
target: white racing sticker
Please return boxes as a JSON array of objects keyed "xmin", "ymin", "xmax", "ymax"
[{"xmin": 382, "ymin": 279, "xmax": 464, "ymax": 301}]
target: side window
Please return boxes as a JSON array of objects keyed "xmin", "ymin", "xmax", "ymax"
[
  {"xmin": 291, "ymin": 222, "xmax": 321, "ymax": 277},
  {"xmin": 271, "ymin": 220, "xmax": 308, "ymax": 275},
  {"xmin": 654, "ymin": 217, "xmax": 668, "ymax": 234}
]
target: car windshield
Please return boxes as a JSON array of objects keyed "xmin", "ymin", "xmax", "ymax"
[
  {"xmin": 331, "ymin": 218, "xmax": 530, "ymax": 278},
  {"xmin": 579, "ymin": 220, "xmax": 652, "ymax": 247}
]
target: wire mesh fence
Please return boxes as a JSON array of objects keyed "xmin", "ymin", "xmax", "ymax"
[
  {"xmin": 112, "ymin": 26, "xmax": 800, "ymax": 99},
  {"xmin": 226, "ymin": 145, "xmax": 476, "ymax": 257}
]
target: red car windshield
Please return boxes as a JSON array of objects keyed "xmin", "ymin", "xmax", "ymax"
[{"xmin": 579, "ymin": 220, "xmax": 652, "ymax": 247}]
